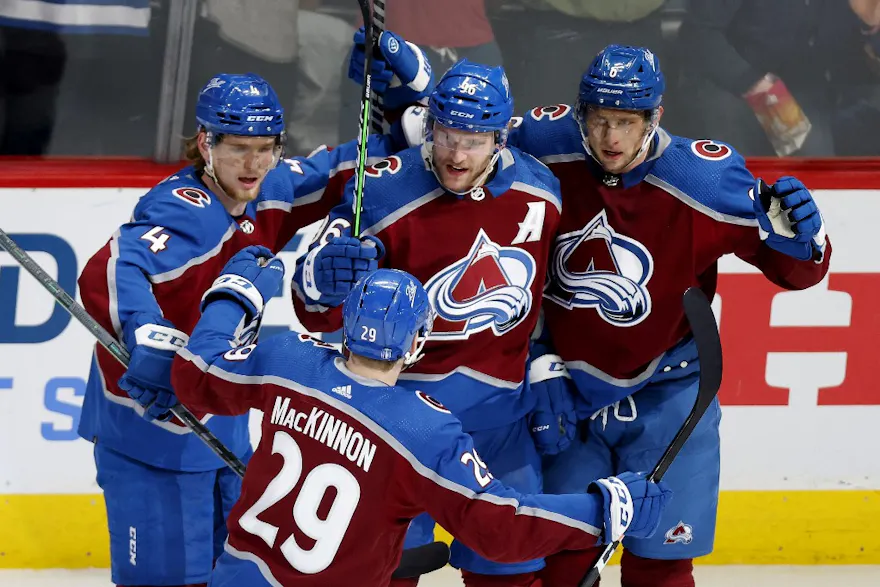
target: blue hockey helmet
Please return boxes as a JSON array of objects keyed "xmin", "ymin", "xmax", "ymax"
[
  {"xmin": 195, "ymin": 73, "xmax": 285, "ymax": 137},
  {"xmin": 428, "ymin": 59, "xmax": 513, "ymax": 136},
  {"xmin": 342, "ymin": 269, "xmax": 434, "ymax": 365},
  {"xmin": 578, "ymin": 45, "xmax": 665, "ymax": 112}
]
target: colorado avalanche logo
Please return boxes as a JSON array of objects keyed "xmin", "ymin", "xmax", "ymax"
[
  {"xmin": 424, "ymin": 229, "xmax": 536, "ymax": 340},
  {"xmin": 547, "ymin": 210, "xmax": 653, "ymax": 326},
  {"xmin": 365, "ymin": 156, "xmax": 402, "ymax": 178},
  {"xmin": 530, "ymin": 104, "xmax": 571, "ymax": 121}
]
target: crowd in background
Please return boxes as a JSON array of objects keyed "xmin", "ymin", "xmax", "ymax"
[{"xmin": 2, "ymin": 0, "xmax": 880, "ymax": 159}]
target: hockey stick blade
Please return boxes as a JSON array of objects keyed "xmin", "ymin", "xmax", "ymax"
[
  {"xmin": 0, "ymin": 228, "xmax": 247, "ymax": 478},
  {"xmin": 393, "ymin": 541, "xmax": 451, "ymax": 579},
  {"xmin": 579, "ymin": 287, "xmax": 722, "ymax": 587}
]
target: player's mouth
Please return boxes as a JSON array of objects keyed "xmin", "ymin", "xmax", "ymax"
[
  {"xmin": 445, "ymin": 164, "xmax": 468, "ymax": 177},
  {"xmin": 602, "ymin": 150, "xmax": 624, "ymax": 161},
  {"xmin": 238, "ymin": 176, "xmax": 259, "ymax": 189}
]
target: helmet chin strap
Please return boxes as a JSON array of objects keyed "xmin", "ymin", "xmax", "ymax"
[
  {"xmin": 203, "ymin": 132, "xmax": 235, "ymax": 202},
  {"xmin": 403, "ymin": 319, "xmax": 434, "ymax": 368}
]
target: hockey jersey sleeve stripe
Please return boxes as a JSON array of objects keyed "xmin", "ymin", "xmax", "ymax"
[
  {"xmin": 221, "ymin": 544, "xmax": 284, "ymax": 587},
  {"xmin": 565, "ymin": 353, "xmax": 664, "ymax": 388},
  {"xmin": 255, "ymin": 186, "xmax": 327, "ymax": 213},
  {"xmin": 107, "ymin": 230, "xmax": 162, "ymax": 339},
  {"xmin": 181, "ymin": 359, "xmax": 600, "ymax": 536},
  {"xmin": 644, "ymin": 174, "xmax": 758, "ymax": 227},
  {"xmin": 150, "ymin": 224, "xmax": 237, "ymax": 284},
  {"xmin": 539, "ymin": 152, "xmax": 586, "ymax": 165},
  {"xmin": 510, "ymin": 181, "xmax": 562, "ymax": 214},
  {"xmin": 290, "ymin": 279, "xmax": 331, "ymax": 314},
  {"xmin": 398, "ymin": 365, "xmax": 520, "ymax": 390},
  {"xmin": 360, "ymin": 187, "xmax": 446, "ymax": 237},
  {"xmin": 106, "ymin": 231, "xmax": 127, "ymax": 339}
]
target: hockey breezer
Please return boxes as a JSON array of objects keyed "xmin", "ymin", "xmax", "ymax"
[
  {"xmin": 0, "ymin": 227, "xmax": 247, "ymax": 478},
  {"xmin": 580, "ymin": 287, "xmax": 724, "ymax": 587}
]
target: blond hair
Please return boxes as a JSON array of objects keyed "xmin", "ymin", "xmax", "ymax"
[{"xmin": 183, "ymin": 132, "xmax": 206, "ymax": 172}]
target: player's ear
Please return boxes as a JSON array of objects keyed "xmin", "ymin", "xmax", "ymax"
[
  {"xmin": 197, "ymin": 130, "xmax": 211, "ymax": 161},
  {"xmin": 654, "ymin": 105, "xmax": 664, "ymax": 125}
]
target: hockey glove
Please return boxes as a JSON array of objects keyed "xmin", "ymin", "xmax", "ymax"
[
  {"xmin": 528, "ymin": 354, "xmax": 578, "ymax": 456},
  {"xmin": 118, "ymin": 313, "xmax": 188, "ymax": 422},
  {"xmin": 589, "ymin": 471, "xmax": 672, "ymax": 543},
  {"xmin": 200, "ymin": 245, "xmax": 285, "ymax": 321},
  {"xmin": 302, "ymin": 236, "xmax": 384, "ymax": 306},
  {"xmin": 751, "ymin": 176, "xmax": 826, "ymax": 261},
  {"xmin": 349, "ymin": 27, "xmax": 434, "ymax": 110}
]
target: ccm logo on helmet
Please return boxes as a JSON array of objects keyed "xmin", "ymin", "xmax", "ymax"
[
  {"xmin": 450, "ymin": 110, "xmax": 475, "ymax": 119},
  {"xmin": 246, "ymin": 115, "xmax": 274, "ymax": 122}
]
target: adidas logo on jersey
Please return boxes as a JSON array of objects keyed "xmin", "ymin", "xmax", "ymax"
[{"xmin": 331, "ymin": 385, "xmax": 352, "ymax": 399}]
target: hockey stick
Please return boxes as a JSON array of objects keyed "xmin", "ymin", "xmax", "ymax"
[
  {"xmin": 352, "ymin": 0, "xmax": 379, "ymax": 237},
  {"xmin": 0, "ymin": 229, "xmax": 247, "ymax": 479},
  {"xmin": 579, "ymin": 286, "xmax": 723, "ymax": 587},
  {"xmin": 370, "ymin": 0, "xmax": 386, "ymax": 134},
  {"xmin": 392, "ymin": 541, "xmax": 451, "ymax": 579}
]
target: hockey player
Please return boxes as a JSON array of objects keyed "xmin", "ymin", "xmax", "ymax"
[
  {"xmin": 172, "ymin": 255, "xmax": 674, "ymax": 587},
  {"xmin": 510, "ymin": 45, "xmax": 832, "ymax": 587},
  {"xmin": 356, "ymin": 38, "xmax": 832, "ymax": 587},
  {"xmin": 75, "ymin": 66, "xmax": 428, "ymax": 587},
  {"xmin": 290, "ymin": 61, "xmax": 563, "ymax": 587}
]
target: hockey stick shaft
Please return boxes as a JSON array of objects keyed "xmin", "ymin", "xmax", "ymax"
[
  {"xmin": 0, "ymin": 228, "xmax": 247, "ymax": 478},
  {"xmin": 370, "ymin": 0, "xmax": 386, "ymax": 134},
  {"xmin": 352, "ymin": 0, "xmax": 377, "ymax": 237},
  {"xmin": 579, "ymin": 287, "xmax": 723, "ymax": 587}
]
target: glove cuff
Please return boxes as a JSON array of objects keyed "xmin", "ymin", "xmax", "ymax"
[
  {"xmin": 591, "ymin": 476, "xmax": 634, "ymax": 543},
  {"xmin": 529, "ymin": 354, "xmax": 571, "ymax": 384},
  {"xmin": 201, "ymin": 274, "xmax": 265, "ymax": 317}
]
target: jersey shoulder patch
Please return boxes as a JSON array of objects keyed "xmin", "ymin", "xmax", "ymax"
[
  {"xmin": 130, "ymin": 170, "xmax": 232, "ymax": 255},
  {"xmin": 358, "ymin": 146, "xmax": 442, "ymax": 235},
  {"xmin": 136, "ymin": 172, "xmax": 220, "ymax": 223},
  {"xmin": 648, "ymin": 135, "xmax": 757, "ymax": 224},
  {"xmin": 512, "ymin": 104, "xmax": 584, "ymax": 161}
]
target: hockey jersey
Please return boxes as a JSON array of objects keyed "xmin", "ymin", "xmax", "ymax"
[
  {"xmin": 172, "ymin": 297, "xmax": 604, "ymax": 587},
  {"xmin": 77, "ymin": 136, "xmax": 396, "ymax": 471},
  {"xmin": 292, "ymin": 145, "xmax": 561, "ymax": 431},
  {"xmin": 510, "ymin": 105, "xmax": 831, "ymax": 414}
]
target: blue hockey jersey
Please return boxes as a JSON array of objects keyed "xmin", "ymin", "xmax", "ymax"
[
  {"xmin": 77, "ymin": 136, "xmax": 397, "ymax": 471},
  {"xmin": 172, "ymin": 297, "xmax": 604, "ymax": 586}
]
